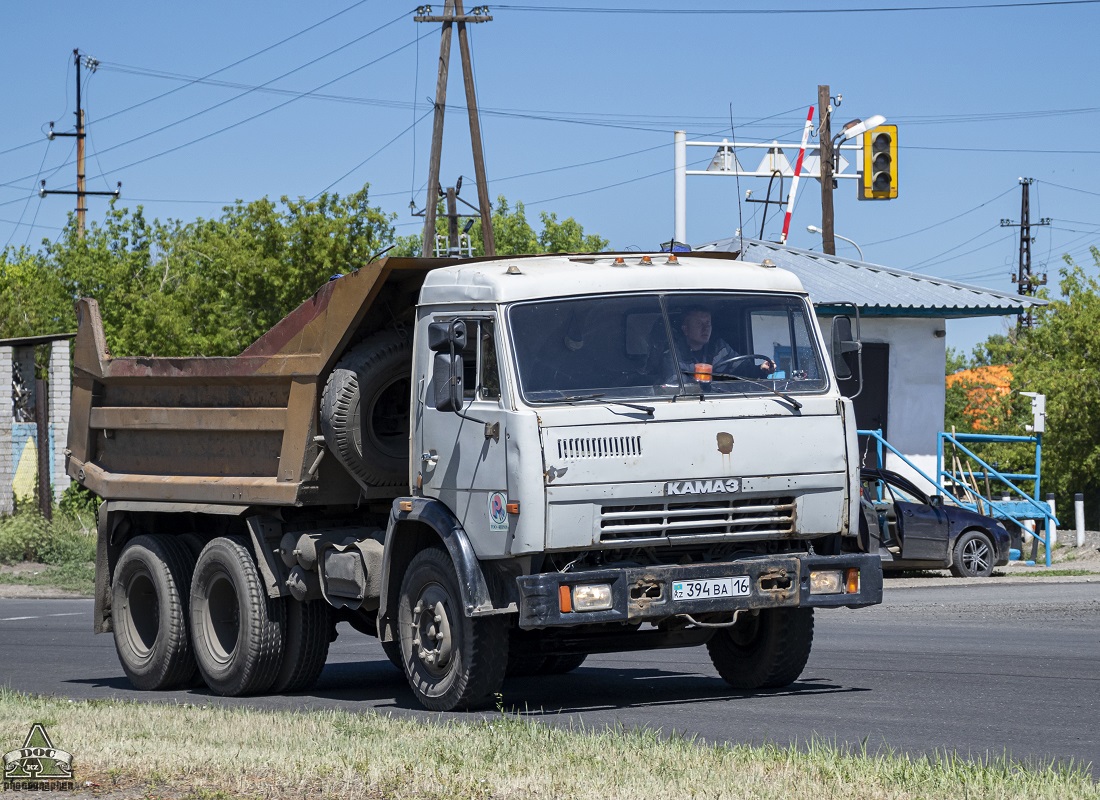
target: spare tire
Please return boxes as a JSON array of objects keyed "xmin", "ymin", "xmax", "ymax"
[{"xmin": 321, "ymin": 330, "xmax": 413, "ymax": 487}]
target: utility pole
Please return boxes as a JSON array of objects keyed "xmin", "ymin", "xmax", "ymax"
[
  {"xmin": 817, "ymin": 84, "xmax": 836, "ymax": 256},
  {"xmin": 414, "ymin": 2, "xmax": 495, "ymax": 257},
  {"xmin": 40, "ymin": 49, "xmax": 120, "ymax": 238},
  {"xmin": 1001, "ymin": 177, "xmax": 1050, "ymax": 331}
]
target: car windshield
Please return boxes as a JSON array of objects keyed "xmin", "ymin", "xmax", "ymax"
[{"xmin": 508, "ymin": 292, "xmax": 828, "ymax": 403}]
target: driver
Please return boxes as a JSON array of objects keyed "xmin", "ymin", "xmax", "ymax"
[{"xmin": 671, "ymin": 307, "xmax": 774, "ymax": 380}]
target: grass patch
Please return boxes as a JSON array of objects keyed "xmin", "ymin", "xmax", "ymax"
[
  {"xmin": 0, "ymin": 689, "xmax": 1095, "ymax": 799},
  {"xmin": 0, "ymin": 510, "xmax": 96, "ymax": 595},
  {"xmin": 0, "ymin": 562, "xmax": 95, "ymax": 593},
  {"xmin": 1010, "ymin": 568, "xmax": 1095, "ymax": 578}
]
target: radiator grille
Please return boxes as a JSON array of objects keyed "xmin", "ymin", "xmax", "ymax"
[
  {"xmin": 557, "ymin": 436, "xmax": 642, "ymax": 460},
  {"xmin": 599, "ymin": 496, "xmax": 795, "ymax": 546}
]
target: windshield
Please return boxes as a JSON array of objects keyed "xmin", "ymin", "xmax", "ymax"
[{"xmin": 509, "ymin": 292, "xmax": 828, "ymax": 403}]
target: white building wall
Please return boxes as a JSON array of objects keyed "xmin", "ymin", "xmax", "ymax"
[
  {"xmin": 861, "ymin": 316, "xmax": 947, "ymax": 492},
  {"xmin": 49, "ymin": 340, "xmax": 71, "ymax": 502},
  {"xmin": 0, "ymin": 347, "xmax": 12, "ymax": 514}
]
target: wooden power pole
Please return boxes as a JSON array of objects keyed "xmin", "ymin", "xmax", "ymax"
[
  {"xmin": 415, "ymin": 2, "xmax": 495, "ymax": 257},
  {"xmin": 817, "ymin": 84, "xmax": 837, "ymax": 256},
  {"xmin": 40, "ymin": 49, "xmax": 120, "ymax": 238}
]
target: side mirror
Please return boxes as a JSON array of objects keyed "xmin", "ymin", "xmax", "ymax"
[
  {"xmin": 830, "ymin": 313, "xmax": 863, "ymax": 399},
  {"xmin": 428, "ymin": 319, "xmax": 468, "ymax": 413}
]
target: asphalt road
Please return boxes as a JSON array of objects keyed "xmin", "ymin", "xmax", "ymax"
[{"xmin": 1, "ymin": 580, "xmax": 1097, "ymax": 771}]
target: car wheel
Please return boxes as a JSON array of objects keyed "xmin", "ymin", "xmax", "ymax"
[{"xmin": 950, "ymin": 530, "xmax": 995, "ymax": 578}]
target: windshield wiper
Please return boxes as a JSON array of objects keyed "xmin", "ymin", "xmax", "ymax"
[
  {"xmin": 558, "ymin": 393, "xmax": 655, "ymax": 416},
  {"xmin": 681, "ymin": 372, "xmax": 803, "ymax": 410}
]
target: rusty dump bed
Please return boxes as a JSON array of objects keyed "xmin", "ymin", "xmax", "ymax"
[{"xmin": 66, "ymin": 256, "xmax": 442, "ymax": 508}]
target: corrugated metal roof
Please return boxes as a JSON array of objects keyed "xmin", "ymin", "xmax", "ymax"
[{"xmin": 696, "ymin": 237, "xmax": 1046, "ymax": 318}]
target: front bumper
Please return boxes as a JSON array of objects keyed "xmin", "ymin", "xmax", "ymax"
[{"xmin": 516, "ymin": 552, "xmax": 882, "ymax": 629}]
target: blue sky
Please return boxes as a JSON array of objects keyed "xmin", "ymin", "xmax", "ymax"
[{"xmin": 2, "ymin": 1, "xmax": 1098, "ymax": 356}]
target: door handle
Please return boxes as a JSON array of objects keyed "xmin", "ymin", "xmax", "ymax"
[{"xmin": 421, "ymin": 451, "xmax": 439, "ymax": 467}]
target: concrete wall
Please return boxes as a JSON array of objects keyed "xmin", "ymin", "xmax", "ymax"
[
  {"xmin": 861, "ymin": 316, "xmax": 947, "ymax": 491},
  {"xmin": 1, "ymin": 340, "xmax": 72, "ymax": 513}
]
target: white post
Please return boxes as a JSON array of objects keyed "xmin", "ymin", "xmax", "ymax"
[
  {"xmin": 1023, "ymin": 519, "xmax": 1034, "ymax": 545},
  {"xmin": 1047, "ymin": 493, "xmax": 1057, "ymax": 546},
  {"xmin": 1075, "ymin": 492, "xmax": 1085, "ymax": 548},
  {"xmin": 674, "ymin": 130, "xmax": 687, "ymax": 246},
  {"xmin": 0, "ymin": 346, "xmax": 12, "ymax": 515}
]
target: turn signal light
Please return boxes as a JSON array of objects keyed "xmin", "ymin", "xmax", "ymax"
[
  {"xmin": 845, "ymin": 568, "xmax": 860, "ymax": 594},
  {"xmin": 558, "ymin": 585, "xmax": 573, "ymax": 613}
]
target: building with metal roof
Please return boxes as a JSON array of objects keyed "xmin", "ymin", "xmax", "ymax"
[
  {"xmin": 698, "ymin": 237, "xmax": 1046, "ymax": 318},
  {"xmin": 695, "ymin": 237, "xmax": 1045, "ymax": 488}
]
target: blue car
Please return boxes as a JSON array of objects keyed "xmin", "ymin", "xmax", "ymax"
[{"xmin": 859, "ymin": 468, "xmax": 1011, "ymax": 578}]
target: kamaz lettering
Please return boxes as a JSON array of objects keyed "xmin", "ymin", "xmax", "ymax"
[{"xmin": 665, "ymin": 478, "xmax": 741, "ymax": 496}]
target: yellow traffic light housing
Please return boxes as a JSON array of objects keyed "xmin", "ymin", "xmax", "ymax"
[{"xmin": 859, "ymin": 125, "xmax": 898, "ymax": 200}]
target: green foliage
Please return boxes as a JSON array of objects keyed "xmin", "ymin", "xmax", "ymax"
[
  {"xmin": 0, "ymin": 511, "xmax": 95, "ymax": 566},
  {"xmin": 1011, "ymin": 246, "xmax": 1100, "ymax": 519},
  {"xmin": 58, "ymin": 483, "xmax": 100, "ymax": 518},
  {"xmin": 1, "ymin": 188, "xmax": 395, "ymax": 356},
  {"xmin": 393, "ymin": 195, "xmax": 608, "ymax": 257}
]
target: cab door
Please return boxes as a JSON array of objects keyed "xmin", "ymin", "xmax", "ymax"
[{"xmin": 416, "ymin": 314, "xmax": 511, "ymax": 556}]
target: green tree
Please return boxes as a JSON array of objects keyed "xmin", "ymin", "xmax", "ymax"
[
  {"xmin": 0, "ymin": 246, "xmax": 71, "ymax": 340},
  {"xmin": 1011, "ymin": 246, "xmax": 1100, "ymax": 518},
  {"xmin": 29, "ymin": 187, "xmax": 395, "ymax": 357},
  {"xmin": 393, "ymin": 195, "xmax": 608, "ymax": 257}
]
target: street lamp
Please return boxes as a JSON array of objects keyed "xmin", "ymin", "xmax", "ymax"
[{"xmin": 807, "ymin": 224, "xmax": 864, "ymax": 260}]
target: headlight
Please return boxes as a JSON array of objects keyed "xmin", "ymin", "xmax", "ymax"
[
  {"xmin": 809, "ymin": 570, "xmax": 843, "ymax": 594},
  {"xmin": 570, "ymin": 583, "xmax": 613, "ymax": 612}
]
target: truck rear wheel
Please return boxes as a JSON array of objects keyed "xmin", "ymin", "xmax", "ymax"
[
  {"xmin": 320, "ymin": 331, "xmax": 412, "ymax": 487},
  {"xmin": 111, "ymin": 534, "xmax": 198, "ymax": 690},
  {"xmin": 272, "ymin": 599, "xmax": 331, "ymax": 693},
  {"xmin": 190, "ymin": 536, "xmax": 285, "ymax": 696},
  {"xmin": 397, "ymin": 547, "xmax": 508, "ymax": 711},
  {"xmin": 706, "ymin": 608, "xmax": 814, "ymax": 690}
]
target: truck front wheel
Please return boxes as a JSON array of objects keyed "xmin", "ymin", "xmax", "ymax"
[
  {"xmin": 111, "ymin": 534, "xmax": 198, "ymax": 690},
  {"xmin": 397, "ymin": 548, "xmax": 508, "ymax": 711},
  {"xmin": 190, "ymin": 536, "xmax": 285, "ymax": 696},
  {"xmin": 706, "ymin": 608, "xmax": 814, "ymax": 690}
]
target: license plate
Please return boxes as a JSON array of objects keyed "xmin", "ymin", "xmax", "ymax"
[{"xmin": 672, "ymin": 576, "xmax": 750, "ymax": 601}]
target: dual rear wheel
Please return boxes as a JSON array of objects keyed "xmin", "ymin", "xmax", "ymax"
[{"xmin": 111, "ymin": 534, "xmax": 330, "ymax": 695}]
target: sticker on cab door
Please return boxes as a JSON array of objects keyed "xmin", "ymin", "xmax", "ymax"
[{"xmin": 488, "ymin": 491, "xmax": 509, "ymax": 532}]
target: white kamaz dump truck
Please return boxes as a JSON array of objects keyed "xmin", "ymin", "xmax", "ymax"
[{"xmin": 67, "ymin": 251, "xmax": 882, "ymax": 711}]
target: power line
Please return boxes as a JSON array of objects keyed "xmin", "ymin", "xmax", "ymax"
[
  {"xmin": 1035, "ymin": 178, "xmax": 1100, "ymax": 197},
  {"xmin": 2, "ymin": 13, "xmax": 412, "ymax": 192},
  {"xmin": 82, "ymin": 31, "xmax": 431, "ymax": 185},
  {"xmin": 863, "ymin": 186, "xmax": 1017, "ymax": 245},
  {"xmin": 90, "ymin": 0, "xmax": 375, "ymax": 128},
  {"xmin": 312, "ymin": 108, "xmax": 434, "ymax": 199},
  {"xmin": 492, "ymin": 0, "xmax": 1100, "ymax": 13}
]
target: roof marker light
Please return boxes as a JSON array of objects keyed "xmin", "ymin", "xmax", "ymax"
[
  {"xmin": 612, "ymin": 256, "xmax": 628, "ymax": 267},
  {"xmin": 666, "ymin": 254, "xmax": 679, "ymax": 265},
  {"xmin": 761, "ymin": 258, "xmax": 776, "ymax": 269},
  {"xmin": 639, "ymin": 255, "xmax": 653, "ymax": 265},
  {"xmin": 506, "ymin": 265, "xmax": 522, "ymax": 275}
]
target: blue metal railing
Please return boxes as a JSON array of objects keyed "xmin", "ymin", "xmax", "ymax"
[{"xmin": 857, "ymin": 428, "xmax": 1058, "ymax": 566}]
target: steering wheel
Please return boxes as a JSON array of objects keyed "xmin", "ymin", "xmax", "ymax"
[{"xmin": 714, "ymin": 353, "xmax": 773, "ymax": 373}]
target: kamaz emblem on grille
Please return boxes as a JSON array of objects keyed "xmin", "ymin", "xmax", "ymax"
[{"xmin": 665, "ymin": 478, "xmax": 741, "ymax": 496}]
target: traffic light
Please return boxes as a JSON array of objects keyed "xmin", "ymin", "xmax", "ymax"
[{"xmin": 858, "ymin": 125, "xmax": 898, "ymax": 200}]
